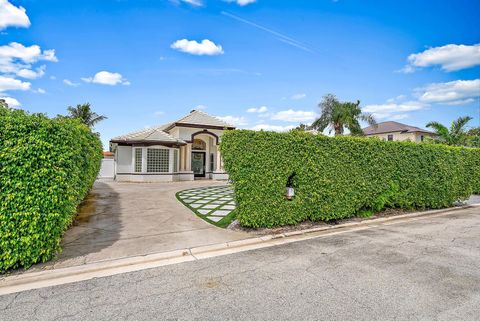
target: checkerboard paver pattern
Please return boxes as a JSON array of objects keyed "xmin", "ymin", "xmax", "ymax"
[{"xmin": 177, "ymin": 186, "xmax": 236, "ymax": 224}]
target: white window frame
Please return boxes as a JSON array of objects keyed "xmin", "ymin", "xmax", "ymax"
[{"xmin": 131, "ymin": 146, "xmax": 177, "ymax": 174}]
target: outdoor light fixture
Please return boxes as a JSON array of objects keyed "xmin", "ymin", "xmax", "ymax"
[
  {"xmin": 285, "ymin": 172, "xmax": 296, "ymax": 200},
  {"xmin": 285, "ymin": 186, "xmax": 295, "ymax": 200}
]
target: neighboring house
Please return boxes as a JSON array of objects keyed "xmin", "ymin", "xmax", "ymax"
[
  {"xmin": 363, "ymin": 121, "xmax": 435, "ymax": 142},
  {"xmin": 110, "ymin": 110, "xmax": 235, "ymax": 182}
]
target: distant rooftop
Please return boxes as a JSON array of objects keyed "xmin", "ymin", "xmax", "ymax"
[{"xmin": 363, "ymin": 121, "xmax": 433, "ymax": 135}]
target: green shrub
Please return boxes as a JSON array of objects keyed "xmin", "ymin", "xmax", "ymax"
[
  {"xmin": 220, "ymin": 130, "xmax": 479, "ymax": 228},
  {"xmin": 0, "ymin": 108, "xmax": 102, "ymax": 271}
]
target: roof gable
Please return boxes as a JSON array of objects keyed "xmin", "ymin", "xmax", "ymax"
[
  {"xmin": 170, "ymin": 110, "xmax": 235, "ymax": 129},
  {"xmin": 111, "ymin": 125, "xmax": 185, "ymax": 145},
  {"xmin": 363, "ymin": 121, "xmax": 433, "ymax": 135}
]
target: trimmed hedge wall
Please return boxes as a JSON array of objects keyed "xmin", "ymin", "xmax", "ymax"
[
  {"xmin": 221, "ymin": 130, "xmax": 480, "ymax": 228},
  {"xmin": 0, "ymin": 108, "xmax": 102, "ymax": 271}
]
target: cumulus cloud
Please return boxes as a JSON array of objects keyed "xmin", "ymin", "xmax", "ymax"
[
  {"xmin": 0, "ymin": 43, "xmax": 57, "ymax": 79},
  {"xmin": 0, "ymin": 0, "xmax": 31, "ymax": 30},
  {"xmin": 372, "ymin": 113, "xmax": 409, "ymax": 121},
  {"xmin": 290, "ymin": 93, "xmax": 306, "ymax": 100},
  {"xmin": 217, "ymin": 115, "xmax": 248, "ymax": 126},
  {"xmin": 224, "ymin": 0, "xmax": 257, "ymax": 6},
  {"xmin": 416, "ymin": 79, "xmax": 480, "ymax": 104},
  {"xmin": 171, "ymin": 39, "xmax": 224, "ymax": 56},
  {"xmin": 363, "ymin": 101, "xmax": 427, "ymax": 113},
  {"xmin": 247, "ymin": 106, "xmax": 268, "ymax": 113},
  {"xmin": 401, "ymin": 44, "xmax": 480, "ymax": 73},
  {"xmin": 0, "ymin": 75, "xmax": 30, "ymax": 92},
  {"xmin": 250, "ymin": 124, "xmax": 296, "ymax": 132},
  {"xmin": 63, "ymin": 79, "xmax": 79, "ymax": 87},
  {"xmin": 271, "ymin": 109, "xmax": 317, "ymax": 122},
  {"xmin": 0, "ymin": 95, "xmax": 21, "ymax": 107},
  {"xmin": 82, "ymin": 71, "xmax": 130, "ymax": 86}
]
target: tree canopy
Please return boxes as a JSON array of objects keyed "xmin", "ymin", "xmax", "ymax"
[{"xmin": 310, "ymin": 94, "xmax": 376, "ymax": 136}]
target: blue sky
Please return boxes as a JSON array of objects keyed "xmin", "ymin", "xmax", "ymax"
[{"xmin": 1, "ymin": 0, "xmax": 479, "ymax": 148}]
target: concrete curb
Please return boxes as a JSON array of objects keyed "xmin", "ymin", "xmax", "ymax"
[{"xmin": 1, "ymin": 204, "xmax": 478, "ymax": 295}]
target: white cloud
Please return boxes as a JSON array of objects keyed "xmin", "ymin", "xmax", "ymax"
[
  {"xmin": 290, "ymin": 93, "xmax": 306, "ymax": 100},
  {"xmin": 401, "ymin": 44, "xmax": 480, "ymax": 72},
  {"xmin": 82, "ymin": 71, "xmax": 130, "ymax": 86},
  {"xmin": 154, "ymin": 111, "xmax": 164, "ymax": 117},
  {"xmin": 63, "ymin": 79, "xmax": 79, "ymax": 87},
  {"xmin": 217, "ymin": 115, "xmax": 248, "ymax": 126},
  {"xmin": 416, "ymin": 79, "xmax": 480, "ymax": 104},
  {"xmin": 170, "ymin": 0, "xmax": 203, "ymax": 6},
  {"xmin": 271, "ymin": 109, "xmax": 317, "ymax": 122},
  {"xmin": 224, "ymin": 0, "xmax": 257, "ymax": 6},
  {"xmin": 247, "ymin": 106, "xmax": 268, "ymax": 113},
  {"xmin": 0, "ymin": 95, "xmax": 20, "ymax": 107},
  {"xmin": 363, "ymin": 101, "xmax": 427, "ymax": 113},
  {"xmin": 372, "ymin": 113, "xmax": 409, "ymax": 121},
  {"xmin": 444, "ymin": 98, "xmax": 475, "ymax": 106},
  {"xmin": 0, "ymin": 0, "xmax": 30, "ymax": 30},
  {"xmin": 0, "ymin": 75, "xmax": 30, "ymax": 92},
  {"xmin": 171, "ymin": 39, "xmax": 224, "ymax": 56},
  {"xmin": 0, "ymin": 43, "xmax": 57, "ymax": 79},
  {"xmin": 16, "ymin": 64, "xmax": 46, "ymax": 79},
  {"xmin": 250, "ymin": 124, "xmax": 295, "ymax": 132},
  {"xmin": 195, "ymin": 104, "xmax": 207, "ymax": 110}
]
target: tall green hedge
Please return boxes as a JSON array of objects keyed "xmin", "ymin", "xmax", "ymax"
[
  {"xmin": 221, "ymin": 130, "xmax": 480, "ymax": 228},
  {"xmin": 0, "ymin": 108, "xmax": 102, "ymax": 271}
]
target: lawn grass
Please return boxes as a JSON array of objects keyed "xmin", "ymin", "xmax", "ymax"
[{"xmin": 175, "ymin": 186, "xmax": 237, "ymax": 228}]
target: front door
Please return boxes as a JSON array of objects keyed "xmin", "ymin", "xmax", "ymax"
[{"xmin": 192, "ymin": 152, "xmax": 206, "ymax": 177}]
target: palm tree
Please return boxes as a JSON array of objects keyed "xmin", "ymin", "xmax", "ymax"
[
  {"xmin": 0, "ymin": 99, "xmax": 8, "ymax": 108},
  {"xmin": 67, "ymin": 103, "xmax": 107, "ymax": 128},
  {"xmin": 310, "ymin": 94, "xmax": 376, "ymax": 136},
  {"xmin": 426, "ymin": 116, "xmax": 473, "ymax": 146}
]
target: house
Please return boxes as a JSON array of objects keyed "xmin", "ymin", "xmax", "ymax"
[
  {"xmin": 110, "ymin": 110, "xmax": 235, "ymax": 182},
  {"xmin": 363, "ymin": 121, "xmax": 435, "ymax": 142}
]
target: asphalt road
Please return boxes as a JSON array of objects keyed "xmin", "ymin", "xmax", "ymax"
[{"xmin": 1, "ymin": 206, "xmax": 479, "ymax": 321}]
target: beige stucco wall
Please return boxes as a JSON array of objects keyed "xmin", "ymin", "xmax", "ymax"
[{"xmin": 367, "ymin": 132, "xmax": 434, "ymax": 142}]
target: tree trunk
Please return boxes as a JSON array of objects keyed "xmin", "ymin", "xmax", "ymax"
[{"xmin": 334, "ymin": 123, "xmax": 343, "ymax": 136}]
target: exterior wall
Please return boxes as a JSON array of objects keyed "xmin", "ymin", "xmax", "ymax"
[
  {"xmin": 116, "ymin": 146, "xmax": 133, "ymax": 173},
  {"xmin": 366, "ymin": 132, "xmax": 434, "ymax": 142},
  {"xmin": 99, "ymin": 158, "xmax": 115, "ymax": 179},
  {"xmin": 113, "ymin": 125, "xmax": 230, "ymax": 182},
  {"xmin": 116, "ymin": 174, "xmax": 177, "ymax": 182}
]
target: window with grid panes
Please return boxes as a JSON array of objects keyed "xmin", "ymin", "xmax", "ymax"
[
  {"xmin": 134, "ymin": 148, "xmax": 143, "ymax": 172},
  {"xmin": 147, "ymin": 148, "xmax": 169, "ymax": 172}
]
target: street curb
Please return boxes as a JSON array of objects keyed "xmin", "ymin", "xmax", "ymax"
[{"xmin": 1, "ymin": 204, "xmax": 478, "ymax": 295}]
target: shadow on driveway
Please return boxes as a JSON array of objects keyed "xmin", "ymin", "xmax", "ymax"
[{"xmin": 59, "ymin": 181, "xmax": 122, "ymax": 264}]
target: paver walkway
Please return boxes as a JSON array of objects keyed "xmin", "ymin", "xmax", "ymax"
[{"xmin": 177, "ymin": 186, "xmax": 236, "ymax": 224}]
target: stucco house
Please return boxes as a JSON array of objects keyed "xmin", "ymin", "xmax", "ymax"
[
  {"xmin": 363, "ymin": 121, "xmax": 436, "ymax": 142},
  {"xmin": 110, "ymin": 110, "xmax": 235, "ymax": 182}
]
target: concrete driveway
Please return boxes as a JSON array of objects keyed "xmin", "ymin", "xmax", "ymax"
[{"xmin": 43, "ymin": 180, "xmax": 249, "ymax": 269}]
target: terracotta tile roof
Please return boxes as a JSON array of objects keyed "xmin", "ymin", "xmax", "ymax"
[{"xmin": 363, "ymin": 121, "xmax": 433, "ymax": 135}]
